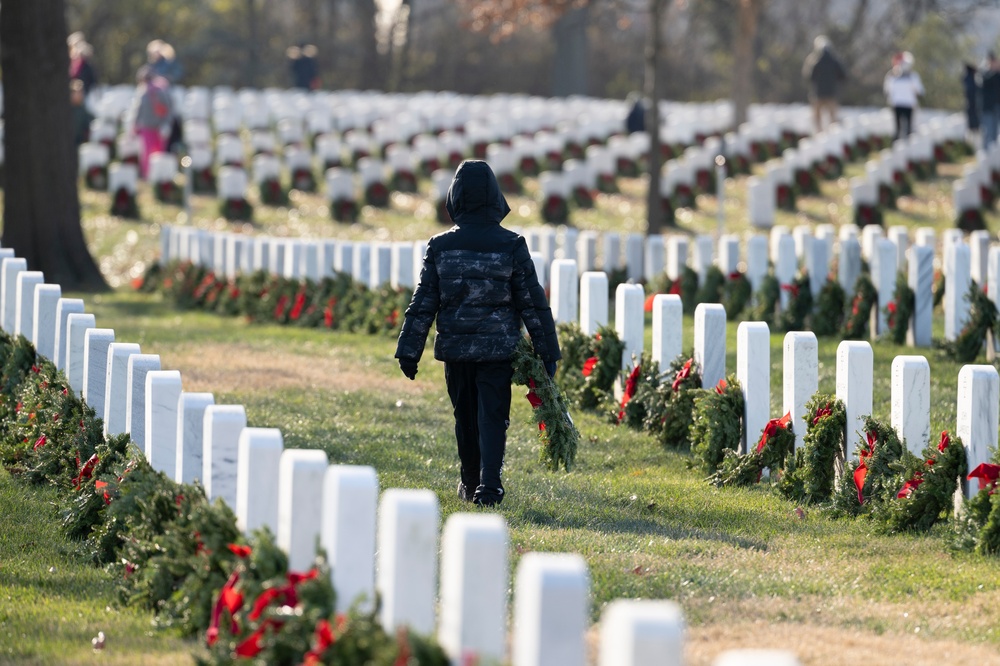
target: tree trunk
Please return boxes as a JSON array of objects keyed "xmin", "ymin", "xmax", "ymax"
[
  {"xmin": 644, "ymin": 0, "xmax": 667, "ymax": 234},
  {"xmin": 357, "ymin": 0, "xmax": 382, "ymax": 89},
  {"xmin": 0, "ymin": 0, "xmax": 106, "ymax": 291},
  {"xmin": 732, "ymin": 0, "xmax": 762, "ymax": 128},
  {"xmin": 551, "ymin": 6, "xmax": 590, "ymax": 97},
  {"xmin": 246, "ymin": 0, "xmax": 259, "ymax": 88}
]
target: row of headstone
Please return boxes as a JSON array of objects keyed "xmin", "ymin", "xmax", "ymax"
[
  {"xmin": 542, "ymin": 253, "xmax": 996, "ymax": 487},
  {"xmin": 0, "ymin": 245, "xmax": 814, "ymax": 665},
  {"xmin": 160, "ymin": 224, "xmax": 426, "ymax": 290}
]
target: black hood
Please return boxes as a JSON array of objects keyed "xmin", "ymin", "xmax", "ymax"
[{"xmin": 445, "ymin": 160, "xmax": 511, "ymax": 224}]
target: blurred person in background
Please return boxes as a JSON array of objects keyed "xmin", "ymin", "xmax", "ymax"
[
  {"xmin": 883, "ymin": 51, "xmax": 924, "ymax": 140},
  {"xmin": 802, "ymin": 35, "xmax": 846, "ymax": 133}
]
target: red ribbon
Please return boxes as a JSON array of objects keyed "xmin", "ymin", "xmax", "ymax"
[
  {"xmin": 274, "ymin": 294, "xmax": 290, "ymax": 320},
  {"xmin": 95, "ymin": 480, "xmax": 111, "ymax": 505},
  {"xmin": 33, "ymin": 434, "xmax": 47, "ymax": 451},
  {"xmin": 896, "ymin": 471, "xmax": 924, "ymax": 499},
  {"xmin": 937, "ymin": 431, "xmax": 950, "ymax": 452},
  {"xmin": 728, "ymin": 271, "xmax": 742, "ymax": 281},
  {"xmin": 715, "ymin": 378, "xmax": 727, "ymax": 395},
  {"xmin": 248, "ymin": 568, "xmax": 320, "ymax": 621},
  {"xmin": 234, "ymin": 619, "xmax": 283, "ymax": 658},
  {"xmin": 289, "ymin": 291, "xmax": 307, "ymax": 321},
  {"xmin": 812, "ymin": 404, "xmax": 832, "ymax": 425},
  {"xmin": 617, "ymin": 364, "xmax": 642, "ymax": 423},
  {"xmin": 854, "ymin": 431, "xmax": 877, "ymax": 504},
  {"xmin": 526, "ymin": 379, "xmax": 543, "ymax": 409},
  {"xmin": 207, "ymin": 570, "xmax": 241, "ymax": 646},
  {"xmin": 323, "ymin": 297, "xmax": 337, "ymax": 328},
  {"xmin": 780, "ymin": 283, "xmax": 800, "ymax": 298},
  {"xmin": 968, "ymin": 463, "xmax": 1000, "ymax": 491},
  {"xmin": 393, "ymin": 627, "xmax": 412, "ymax": 666},
  {"xmin": 644, "ymin": 293, "xmax": 658, "ymax": 313},
  {"xmin": 668, "ymin": 281, "xmax": 682, "ymax": 296},
  {"xmin": 756, "ymin": 412, "xmax": 792, "ymax": 453},
  {"xmin": 302, "ymin": 618, "xmax": 338, "ymax": 664},
  {"xmin": 671, "ymin": 358, "xmax": 693, "ymax": 392},
  {"xmin": 582, "ymin": 356, "xmax": 598, "ymax": 377},
  {"xmin": 227, "ymin": 543, "xmax": 253, "ymax": 558},
  {"xmin": 73, "ymin": 454, "xmax": 100, "ymax": 490}
]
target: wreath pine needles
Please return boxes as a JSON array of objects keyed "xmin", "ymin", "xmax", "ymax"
[
  {"xmin": 884, "ymin": 270, "xmax": 915, "ymax": 345},
  {"xmin": 689, "ymin": 373, "xmax": 744, "ymax": 473},
  {"xmin": 647, "ymin": 354, "xmax": 702, "ymax": 450},
  {"xmin": 943, "ymin": 281, "xmax": 998, "ymax": 362},
  {"xmin": 708, "ymin": 411, "xmax": 795, "ymax": 488},
  {"xmin": 511, "ymin": 336, "xmax": 580, "ymax": 472},
  {"xmin": 843, "ymin": 273, "xmax": 878, "ymax": 339},
  {"xmin": 620, "ymin": 353, "xmax": 663, "ymax": 430},
  {"xmin": 776, "ymin": 273, "xmax": 813, "ymax": 332},
  {"xmin": 696, "ymin": 266, "xmax": 726, "ymax": 306},
  {"xmin": 812, "ymin": 279, "xmax": 846, "ymax": 337},
  {"xmin": 884, "ymin": 431, "xmax": 966, "ymax": 532},
  {"xmin": 750, "ymin": 273, "xmax": 780, "ymax": 326},
  {"xmin": 834, "ymin": 416, "xmax": 904, "ymax": 516},
  {"xmin": 800, "ymin": 396, "xmax": 845, "ymax": 502},
  {"xmin": 722, "ymin": 271, "xmax": 753, "ymax": 318}
]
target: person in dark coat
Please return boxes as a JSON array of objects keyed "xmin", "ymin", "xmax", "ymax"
[
  {"xmin": 802, "ymin": 35, "xmax": 846, "ymax": 133},
  {"xmin": 395, "ymin": 160, "xmax": 561, "ymax": 507},
  {"xmin": 964, "ymin": 62, "xmax": 981, "ymax": 136},
  {"xmin": 625, "ymin": 92, "xmax": 645, "ymax": 134},
  {"xmin": 981, "ymin": 53, "xmax": 1000, "ymax": 150}
]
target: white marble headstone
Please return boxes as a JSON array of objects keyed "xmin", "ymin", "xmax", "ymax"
[
  {"xmin": 891, "ymin": 355, "xmax": 930, "ymax": 456},
  {"xmin": 124, "ymin": 354, "xmax": 160, "ymax": 449},
  {"xmin": 836, "ymin": 341, "xmax": 873, "ymax": 460},
  {"xmin": 202, "ymin": 404, "xmax": 247, "ymax": 508},
  {"xmin": 175, "ymin": 392, "xmax": 215, "ymax": 484},
  {"xmin": 598, "ymin": 600, "xmax": 685, "ymax": 666},
  {"xmin": 82, "ymin": 328, "xmax": 115, "ymax": 419},
  {"xmin": 957, "ymin": 365, "xmax": 999, "ymax": 499},
  {"xmin": 694, "ymin": 303, "xmax": 726, "ymax": 389},
  {"xmin": 737, "ymin": 321, "xmax": 770, "ymax": 453},
  {"xmin": 31, "ymin": 284, "xmax": 62, "ymax": 360},
  {"xmin": 907, "ymin": 245, "xmax": 934, "ymax": 347},
  {"xmin": 144, "ymin": 370, "xmax": 183, "ymax": 476},
  {"xmin": 944, "ymin": 241, "xmax": 971, "ymax": 342},
  {"xmin": 377, "ymin": 488, "xmax": 440, "ymax": 634},
  {"xmin": 53, "ymin": 298, "xmax": 85, "ymax": 372},
  {"xmin": 652, "ymin": 294, "xmax": 682, "ymax": 375},
  {"xmin": 438, "ymin": 513, "xmax": 509, "ymax": 665},
  {"xmin": 65, "ymin": 312, "xmax": 96, "ymax": 395},
  {"xmin": 513, "ymin": 552, "xmax": 589, "ymax": 666},
  {"xmin": 322, "ymin": 465, "xmax": 379, "ymax": 613},
  {"xmin": 580, "ymin": 271, "xmax": 608, "ymax": 336},
  {"xmin": 550, "ymin": 259, "xmax": 578, "ymax": 325},
  {"xmin": 236, "ymin": 428, "xmax": 284, "ymax": 534},
  {"xmin": 277, "ymin": 448, "xmax": 329, "ymax": 571},
  {"xmin": 14, "ymin": 271, "xmax": 44, "ymax": 339},
  {"xmin": 783, "ymin": 332, "xmax": 818, "ymax": 453},
  {"xmin": 615, "ymin": 283, "xmax": 645, "ymax": 369},
  {"xmin": 103, "ymin": 342, "xmax": 141, "ymax": 436},
  {"xmin": 0, "ymin": 257, "xmax": 27, "ymax": 334}
]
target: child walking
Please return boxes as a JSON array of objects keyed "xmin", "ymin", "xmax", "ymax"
[{"xmin": 395, "ymin": 160, "xmax": 560, "ymax": 507}]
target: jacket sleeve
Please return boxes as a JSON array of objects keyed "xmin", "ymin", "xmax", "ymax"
[
  {"xmin": 394, "ymin": 244, "xmax": 440, "ymax": 362},
  {"xmin": 510, "ymin": 237, "xmax": 561, "ymax": 362}
]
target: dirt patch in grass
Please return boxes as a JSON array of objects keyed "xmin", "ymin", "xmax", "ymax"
[
  {"xmin": 687, "ymin": 620, "xmax": 995, "ymax": 665},
  {"xmin": 161, "ymin": 342, "xmax": 427, "ymax": 395}
]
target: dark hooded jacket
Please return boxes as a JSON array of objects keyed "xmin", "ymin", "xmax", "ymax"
[{"xmin": 395, "ymin": 160, "xmax": 560, "ymax": 364}]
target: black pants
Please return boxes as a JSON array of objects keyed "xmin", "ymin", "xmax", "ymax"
[
  {"xmin": 444, "ymin": 360, "xmax": 513, "ymax": 490},
  {"xmin": 893, "ymin": 106, "xmax": 913, "ymax": 140}
]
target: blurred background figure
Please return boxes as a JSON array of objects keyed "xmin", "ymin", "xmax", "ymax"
[
  {"xmin": 802, "ymin": 35, "xmax": 846, "ymax": 134},
  {"xmin": 148, "ymin": 40, "xmax": 183, "ymax": 83},
  {"xmin": 624, "ymin": 91, "xmax": 645, "ymax": 134},
  {"xmin": 130, "ymin": 65, "xmax": 175, "ymax": 178},
  {"xmin": 964, "ymin": 61, "xmax": 981, "ymax": 142},
  {"xmin": 70, "ymin": 79, "xmax": 92, "ymax": 147},
  {"xmin": 287, "ymin": 43, "xmax": 319, "ymax": 90},
  {"xmin": 883, "ymin": 51, "xmax": 924, "ymax": 140},
  {"xmin": 980, "ymin": 52, "xmax": 1000, "ymax": 150},
  {"xmin": 68, "ymin": 32, "xmax": 97, "ymax": 96}
]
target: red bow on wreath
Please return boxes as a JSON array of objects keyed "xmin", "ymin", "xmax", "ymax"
[
  {"xmin": 968, "ymin": 463, "xmax": 1000, "ymax": 492},
  {"xmin": 781, "ymin": 283, "xmax": 800, "ymax": 298},
  {"xmin": 896, "ymin": 471, "xmax": 924, "ymax": 499},
  {"xmin": 853, "ymin": 431, "xmax": 878, "ymax": 505},
  {"xmin": 617, "ymin": 364, "xmax": 643, "ymax": 423},
  {"xmin": 582, "ymin": 356, "xmax": 598, "ymax": 377},
  {"xmin": 756, "ymin": 412, "xmax": 792, "ymax": 453},
  {"xmin": 812, "ymin": 403, "xmax": 832, "ymax": 425},
  {"xmin": 671, "ymin": 358, "xmax": 693, "ymax": 392}
]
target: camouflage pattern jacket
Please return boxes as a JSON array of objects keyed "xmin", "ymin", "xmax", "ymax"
[{"xmin": 394, "ymin": 160, "xmax": 560, "ymax": 364}]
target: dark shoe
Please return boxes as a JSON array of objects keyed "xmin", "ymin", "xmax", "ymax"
[
  {"xmin": 472, "ymin": 484, "xmax": 504, "ymax": 507},
  {"xmin": 457, "ymin": 480, "xmax": 474, "ymax": 502}
]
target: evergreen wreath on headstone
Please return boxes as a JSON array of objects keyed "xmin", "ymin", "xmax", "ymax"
[
  {"xmin": 689, "ymin": 374, "xmax": 744, "ymax": 473},
  {"xmin": 511, "ymin": 336, "xmax": 580, "ymax": 472},
  {"xmin": 778, "ymin": 395, "xmax": 846, "ymax": 504},
  {"xmin": 776, "ymin": 272, "xmax": 813, "ymax": 332},
  {"xmin": 110, "ymin": 187, "xmax": 140, "ymax": 219},
  {"xmin": 884, "ymin": 431, "xmax": 966, "ymax": 533},
  {"xmin": 842, "ymin": 274, "xmax": 878, "ymax": 339},
  {"xmin": 942, "ymin": 281, "xmax": 998, "ymax": 362},
  {"xmin": 554, "ymin": 323, "xmax": 624, "ymax": 412},
  {"xmin": 884, "ymin": 270, "xmax": 915, "ymax": 345},
  {"xmin": 722, "ymin": 271, "xmax": 753, "ymax": 318},
  {"xmin": 695, "ymin": 266, "xmax": 726, "ymax": 306},
  {"xmin": 811, "ymin": 279, "xmax": 847, "ymax": 337},
  {"xmin": 954, "ymin": 457, "xmax": 1000, "ymax": 555},
  {"xmin": 708, "ymin": 410, "xmax": 795, "ymax": 488},
  {"xmin": 749, "ymin": 273, "xmax": 780, "ymax": 327},
  {"xmin": 619, "ymin": 353, "xmax": 662, "ymax": 430},
  {"xmin": 833, "ymin": 416, "xmax": 904, "ymax": 517},
  {"xmin": 643, "ymin": 355, "xmax": 702, "ymax": 451}
]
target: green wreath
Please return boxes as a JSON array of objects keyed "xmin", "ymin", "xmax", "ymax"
[
  {"xmin": 942, "ymin": 281, "xmax": 998, "ymax": 362},
  {"xmin": 689, "ymin": 374, "xmax": 744, "ymax": 473},
  {"xmin": 842, "ymin": 274, "xmax": 877, "ymax": 339},
  {"xmin": 884, "ymin": 270, "xmax": 915, "ymax": 345}
]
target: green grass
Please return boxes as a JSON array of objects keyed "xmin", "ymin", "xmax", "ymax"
[{"xmin": 5, "ymin": 155, "xmax": 1000, "ymax": 664}]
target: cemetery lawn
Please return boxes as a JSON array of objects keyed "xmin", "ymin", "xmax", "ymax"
[
  {"xmin": 29, "ymin": 289, "xmax": 990, "ymax": 666},
  {"xmin": 6, "ymin": 160, "xmax": 1000, "ymax": 665}
]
